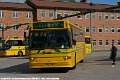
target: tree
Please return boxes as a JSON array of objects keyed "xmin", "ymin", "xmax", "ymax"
[{"xmin": 69, "ymin": 0, "xmax": 76, "ymax": 2}]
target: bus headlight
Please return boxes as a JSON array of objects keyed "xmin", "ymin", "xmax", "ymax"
[
  {"xmin": 63, "ymin": 56, "xmax": 71, "ymax": 60},
  {"xmin": 29, "ymin": 57, "xmax": 35, "ymax": 61}
]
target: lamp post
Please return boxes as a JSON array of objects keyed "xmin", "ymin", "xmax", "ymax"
[
  {"xmin": 2, "ymin": 27, "xmax": 4, "ymax": 39},
  {"xmin": 24, "ymin": 27, "xmax": 27, "ymax": 49},
  {"xmin": 90, "ymin": 12, "xmax": 92, "ymax": 50},
  {"xmin": 89, "ymin": 2, "xmax": 95, "ymax": 51},
  {"xmin": 54, "ymin": 8, "xmax": 57, "ymax": 19},
  {"xmin": 1, "ymin": 26, "xmax": 4, "ymax": 49}
]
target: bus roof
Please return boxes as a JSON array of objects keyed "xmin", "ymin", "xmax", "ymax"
[
  {"xmin": 85, "ymin": 36, "xmax": 90, "ymax": 38},
  {"xmin": 2, "ymin": 38, "xmax": 25, "ymax": 41}
]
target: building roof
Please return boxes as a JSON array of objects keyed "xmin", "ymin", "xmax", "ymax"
[
  {"xmin": 28, "ymin": 0, "xmax": 118, "ymax": 10},
  {"xmin": 0, "ymin": 2, "xmax": 33, "ymax": 10}
]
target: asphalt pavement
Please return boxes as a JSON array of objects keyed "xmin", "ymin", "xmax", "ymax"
[{"xmin": 0, "ymin": 51, "xmax": 120, "ymax": 80}]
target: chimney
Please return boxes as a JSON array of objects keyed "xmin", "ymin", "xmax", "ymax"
[{"xmin": 80, "ymin": 0, "xmax": 87, "ymax": 3}]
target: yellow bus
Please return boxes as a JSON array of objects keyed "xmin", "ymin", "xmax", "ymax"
[
  {"xmin": 85, "ymin": 36, "xmax": 92, "ymax": 54},
  {"xmin": 0, "ymin": 38, "xmax": 28, "ymax": 57},
  {"xmin": 28, "ymin": 20, "xmax": 87, "ymax": 70}
]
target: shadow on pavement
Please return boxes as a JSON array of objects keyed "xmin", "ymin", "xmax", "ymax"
[
  {"xmin": 0, "ymin": 62, "xmax": 69, "ymax": 74},
  {"xmin": 0, "ymin": 56, "xmax": 29, "ymax": 59},
  {"xmin": 94, "ymin": 57, "xmax": 120, "ymax": 65},
  {"xmin": 95, "ymin": 57, "xmax": 120, "ymax": 61}
]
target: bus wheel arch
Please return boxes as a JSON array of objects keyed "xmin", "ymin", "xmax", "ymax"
[{"xmin": 18, "ymin": 51, "xmax": 23, "ymax": 57}]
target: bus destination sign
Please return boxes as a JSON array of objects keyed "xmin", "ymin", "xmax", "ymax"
[{"xmin": 33, "ymin": 21, "xmax": 64, "ymax": 29}]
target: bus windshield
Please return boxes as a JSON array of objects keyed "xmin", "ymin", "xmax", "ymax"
[
  {"xmin": 29, "ymin": 30, "xmax": 70, "ymax": 49},
  {"xmin": 49, "ymin": 31, "xmax": 70, "ymax": 49},
  {"xmin": 85, "ymin": 38, "xmax": 90, "ymax": 44}
]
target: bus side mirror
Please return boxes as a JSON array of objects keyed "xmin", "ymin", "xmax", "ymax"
[{"xmin": 73, "ymin": 39, "xmax": 76, "ymax": 45}]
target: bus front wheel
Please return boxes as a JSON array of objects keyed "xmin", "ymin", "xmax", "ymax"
[{"xmin": 18, "ymin": 51, "xmax": 23, "ymax": 57}]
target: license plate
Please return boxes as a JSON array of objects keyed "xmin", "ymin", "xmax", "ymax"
[{"xmin": 45, "ymin": 63, "xmax": 53, "ymax": 66}]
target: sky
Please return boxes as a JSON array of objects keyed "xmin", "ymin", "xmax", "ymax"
[{"xmin": 0, "ymin": 0, "xmax": 119, "ymax": 5}]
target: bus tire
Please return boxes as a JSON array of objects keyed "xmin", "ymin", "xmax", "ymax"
[
  {"xmin": 18, "ymin": 51, "xmax": 23, "ymax": 57},
  {"xmin": 71, "ymin": 53, "xmax": 76, "ymax": 70}
]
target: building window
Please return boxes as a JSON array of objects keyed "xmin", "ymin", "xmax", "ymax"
[
  {"xmin": 0, "ymin": 11, "xmax": 4, "ymax": 18},
  {"xmin": 49, "ymin": 11, "xmax": 54, "ymax": 18},
  {"xmin": 71, "ymin": 12, "xmax": 75, "ymax": 18},
  {"xmin": 57, "ymin": 12, "xmax": 61, "ymax": 18},
  {"xmin": 85, "ymin": 13, "xmax": 89, "ymax": 19},
  {"xmin": 99, "ymin": 27, "xmax": 102, "ymax": 32},
  {"xmin": 104, "ymin": 13, "xmax": 108, "ymax": 20},
  {"xmin": 12, "ymin": 24, "xmax": 19, "ymax": 30},
  {"xmin": 13, "ymin": 36, "xmax": 18, "ymax": 38},
  {"xmin": 98, "ymin": 13, "xmax": 102, "ymax": 20},
  {"xmin": 99, "ymin": 40, "xmax": 102, "ymax": 46},
  {"xmin": 26, "ymin": 12, "xmax": 31, "ymax": 18},
  {"xmin": 112, "ymin": 40, "xmax": 115, "ymax": 44},
  {"xmin": 92, "ymin": 26, "xmax": 96, "ymax": 32},
  {"xmin": 111, "ymin": 27, "xmax": 114, "ymax": 32},
  {"xmin": 105, "ymin": 40, "xmax": 109, "ymax": 46},
  {"xmin": 80, "ymin": 30, "xmax": 83, "ymax": 36},
  {"xmin": 118, "ymin": 40, "xmax": 120, "ymax": 46},
  {"xmin": 41, "ymin": 10, "xmax": 46, "ymax": 18},
  {"xmin": 117, "ymin": 27, "xmax": 120, "ymax": 32},
  {"xmin": 13, "ymin": 12, "xmax": 18, "ymax": 18},
  {"xmin": 117, "ymin": 14, "xmax": 120, "ymax": 20},
  {"xmin": 92, "ymin": 13, "xmax": 96, "ymax": 19},
  {"xmin": 77, "ymin": 14, "xmax": 82, "ymax": 19},
  {"xmin": 64, "ymin": 12, "xmax": 68, "ymax": 17},
  {"xmin": 26, "ymin": 25, "xmax": 29, "ymax": 30},
  {"xmin": 111, "ymin": 14, "xmax": 114, "ymax": 20},
  {"xmin": 92, "ymin": 40, "xmax": 96, "ymax": 46},
  {"xmin": 86, "ymin": 26, "xmax": 89, "ymax": 32},
  {"xmin": 105, "ymin": 27, "xmax": 109, "ymax": 32},
  {"xmin": 0, "ymin": 24, "xmax": 5, "ymax": 30}
]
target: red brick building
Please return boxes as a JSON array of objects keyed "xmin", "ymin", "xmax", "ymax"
[
  {"xmin": 1, "ymin": 0, "xmax": 120, "ymax": 50},
  {"xmin": 0, "ymin": 2, "xmax": 33, "ymax": 39}
]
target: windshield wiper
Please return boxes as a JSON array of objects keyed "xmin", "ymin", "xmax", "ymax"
[
  {"xmin": 37, "ymin": 40, "xmax": 49, "ymax": 53},
  {"xmin": 37, "ymin": 45, "xmax": 45, "ymax": 53},
  {"xmin": 37, "ymin": 49, "xmax": 41, "ymax": 53}
]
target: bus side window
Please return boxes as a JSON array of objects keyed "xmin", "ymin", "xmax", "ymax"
[
  {"xmin": 73, "ymin": 31, "xmax": 77, "ymax": 45},
  {"xmin": 14, "ymin": 40, "xmax": 18, "ymax": 46}
]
